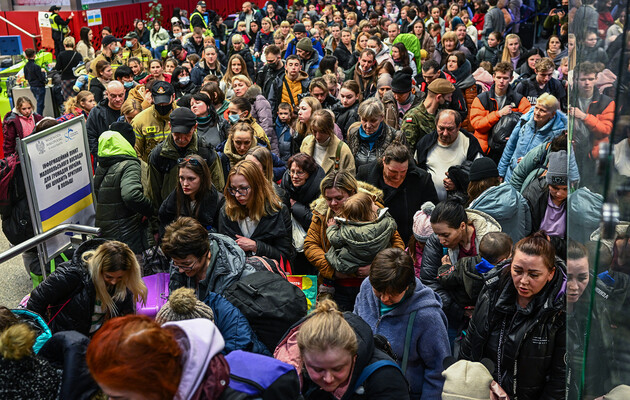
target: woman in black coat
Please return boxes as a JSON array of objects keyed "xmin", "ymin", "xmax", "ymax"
[
  {"xmin": 280, "ymin": 153, "xmax": 326, "ymax": 232},
  {"xmin": 333, "ymin": 28, "xmax": 356, "ymax": 71},
  {"xmin": 218, "ymin": 159, "xmax": 295, "ymax": 263},
  {"xmin": 459, "ymin": 232, "xmax": 566, "ymax": 400}
]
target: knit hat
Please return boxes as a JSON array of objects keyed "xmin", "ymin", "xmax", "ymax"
[
  {"xmin": 427, "ymin": 78, "xmax": 455, "ymax": 94},
  {"xmin": 603, "ymin": 385, "xmax": 630, "ymax": 399},
  {"xmin": 547, "ymin": 150, "xmax": 568, "ymax": 186},
  {"xmin": 391, "ymin": 71, "xmax": 412, "ymax": 93},
  {"xmin": 412, "ymin": 202, "xmax": 435, "ymax": 242},
  {"xmin": 155, "ymin": 288, "xmax": 215, "ymax": 324},
  {"xmin": 297, "ymin": 37, "xmax": 314, "ymax": 53},
  {"xmin": 469, "ymin": 157, "xmax": 499, "ymax": 182},
  {"xmin": 109, "ymin": 121, "xmax": 135, "ymax": 147},
  {"xmin": 442, "ymin": 358, "xmax": 494, "ymax": 400},
  {"xmin": 293, "ymin": 23, "xmax": 307, "ymax": 33},
  {"xmin": 377, "ymin": 73, "xmax": 393, "ymax": 89}
]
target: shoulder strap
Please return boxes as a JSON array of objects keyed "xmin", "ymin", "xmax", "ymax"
[
  {"xmin": 401, "ymin": 310, "xmax": 417, "ymax": 374},
  {"xmin": 334, "ymin": 140, "xmax": 344, "ymax": 171},
  {"xmin": 283, "ymin": 77, "xmax": 296, "ymax": 110},
  {"xmin": 353, "ymin": 360, "xmax": 401, "ymax": 393}
]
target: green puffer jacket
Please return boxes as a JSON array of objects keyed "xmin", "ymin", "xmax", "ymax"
[
  {"xmin": 325, "ymin": 208, "xmax": 398, "ymax": 274},
  {"xmin": 94, "ymin": 131, "xmax": 153, "ymax": 254}
]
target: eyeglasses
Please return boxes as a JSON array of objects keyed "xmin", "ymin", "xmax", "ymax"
[
  {"xmin": 171, "ymin": 258, "xmax": 198, "ymax": 272},
  {"xmin": 178, "ymin": 157, "xmax": 202, "ymax": 166},
  {"xmin": 228, "ymin": 186, "xmax": 251, "ymax": 196},
  {"xmin": 289, "ymin": 170, "xmax": 306, "ymax": 177}
]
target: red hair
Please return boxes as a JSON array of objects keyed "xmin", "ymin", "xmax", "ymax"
[{"xmin": 86, "ymin": 315, "xmax": 183, "ymax": 399}]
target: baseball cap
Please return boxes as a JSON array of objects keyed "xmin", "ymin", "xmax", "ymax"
[
  {"xmin": 151, "ymin": 81, "xmax": 175, "ymax": 104},
  {"xmin": 101, "ymin": 35, "xmax": 122, "ymax": 47},
  {"xmin": 427, "ymin": 78, "xmax": 455, "ymax": 95},
  {"xmin": 49, "ymin": 5, "xmax": 61, "ymax": 12},
  {"xmin": 170, "ymin": 108, "xmax": 198, "ymax": 134},
  {"xmin": 123, "ymin": 32, "xmax": 139, "ymax": 40},
  {"xmin": 293, "ymin": 23, "xmax": 307, "ymax": 33},
  {"xmin": 197, "ymin": 1, "xmax": 206, "ymax": 6}
]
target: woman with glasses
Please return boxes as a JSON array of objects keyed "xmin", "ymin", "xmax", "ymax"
[
  {"xmin": 158, "ymin": 155, "xmax": 221, "ymax": 236},
  {"xmin": 218, "ymin": 160, "xmax": 295, "ymax": 263}
]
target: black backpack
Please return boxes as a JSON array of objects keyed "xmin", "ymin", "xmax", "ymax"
[
  {"xmin": 224, "ymin": 271, "xmax": 307, "ymax": 352},
  {"xmin": 488, "ymin": 111, "xmax": 522, "ymax": 154}
]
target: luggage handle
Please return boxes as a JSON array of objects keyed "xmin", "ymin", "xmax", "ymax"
[{"xmin": 237, "ymin": 281, "xmax": 259, "ymax": 297}]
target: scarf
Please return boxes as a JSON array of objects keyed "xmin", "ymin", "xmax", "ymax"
[{"xmin": 358, "ymin": 122, "xmax": 384, "ymax": 150}]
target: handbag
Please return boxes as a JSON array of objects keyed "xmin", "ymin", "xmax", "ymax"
[
  {"xmin": 291, "ymin": 216, "xmax": 307, "ymax": 252},
  {"xmin": 142, "ymin": 245, "xmax": 171, "ymax": 276}
]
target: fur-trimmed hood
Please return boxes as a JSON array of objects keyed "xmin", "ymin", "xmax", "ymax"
[{"xmin": 310, "ymin": 181, "xmax": 384, "ymax": 216}]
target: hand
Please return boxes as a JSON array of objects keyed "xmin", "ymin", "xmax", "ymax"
[
  {"xmin": 464, "ymin": 307, "xmax": 474, "ymax": 318},
  {"xmin": 441, "ymin": 255, "xmax": 451, "ymax": 265},
  {"xmin": 235, "ymin": 235, "xmax": 257, "ymax": 252},
  {"xmin": 290, "ymin": 198, "xmax": 296, "ymax": 207},
  {"xmin": 69, "ymin": 12, "xmax": 74, "ymax": 18},
  {"xmin": 356, "ymin": 264, "xmax": 370, "ymax": 278},
  {"xmin": 569, "ymin": 106, "xmax": 587, "ymax": 121},
  {"xmin": 254, "ymin": 52, "xmax": 260, "ymax": 58},
  {"xmin": 327, "ymin": 218, "xmax": 336, "ymax": 227},
  {"xmin": 498, "ymin": 105, "xmax": 512, "ymax": 117},
  {"xmin": 443, "ymin": 177, "xmax": 455, "ymax": 191}
]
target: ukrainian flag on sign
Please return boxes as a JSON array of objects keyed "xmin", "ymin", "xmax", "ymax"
[{"xmin": 39, "ymin": 184, "xmax": 94, "ymax": 231}]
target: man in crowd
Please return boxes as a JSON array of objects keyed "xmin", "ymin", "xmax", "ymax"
[
  {"xmin": 401, "ymin": 78, "xmax": 455, "ymax": 151},
  {"xmin": 48, "ymin": 6, "xmax": 73, "ymax": 57},
  {"xmin": 183, "ymin": 27, "xmax": 205, "ymax": 56},
  {"xmin": 352, "ymin": 49, "xmax": 378, "ymax": 101},
  {"xmin": 133, "ymin": 81, "xmax": 175, "ymax": 163},
  {"xmin": 269, "ymin": 55, "xmax": 310, "ymax": 114},
  {"xmin": 296, "ymin": 38, "xmax": 322, "ymax": 79},
  {"xmin": 114, "ymin": 65, "xmax": 137, "ymax": 96},
  {"xmin": 516, "ymin": 57, "xmax": 566, "ymax": 110},
  {"xmin": 256, "ymin": 45, "xmax": 285, "ymax": 98},
  {"xmin": 191, "ymin": 45, "xmax": 220, "ymax": 86},
  {"xmin": 416, "ymin": 109, "xmax": 483, "ymax": 200},
  {"xmin": 90, "ymin": 35, "xmax": 122, "ymax": 74},
  {"xmin": 87, "ymin": 81, "xmax": 125, "ymax": 161},
  {"xmin": 483, "ymin": 0, "xmax": 505, "ymax": 39},
  {"xmin": 385, "ymin": 23, "xmax": 399, "ymax": 46},
  {"xmin": 238, "ymin": 2, "xmax": 262, "ymax": 34},
  {"xmin": 23, "ymin": 48, "xmax": 47, "ymax": 116},
  {"xmin": 190, "ymin": 1, "xmax": 211, "ymax": 30},
  {"xmin": 121, "ymin": 32, "xmax": 152, "ymax": 71},
  {"xmin": 285, "ymin": 23, "xmax": 325, "ymax": 58},
  {"xmin": 382, "ymin": 70, "xmax": 423, "ymax": 130},
  {"xmin": 416, "ymin": 60, "xmax": 468, "ymax": 122}
]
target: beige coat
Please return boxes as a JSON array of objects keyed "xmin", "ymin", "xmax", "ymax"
[{"xmin": 300, "ymin": 133, "xmax": 356, "ymax": 176}]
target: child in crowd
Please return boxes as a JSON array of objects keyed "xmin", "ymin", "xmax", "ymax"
[
  {"xmin": 477, "ymin": 31, "xmax": 504, "ymax": 65},
  {"xmin": 23, "ymin": 48, "xmax": 47, "ymax": 116},
  {"xmin": 407, "ymin": 202, "xmax": 435, "ymax": 278},
  {"xmin": 437, "ymin": 231, "xmax": 513, "ymax": 307},
  {"xmin": 325, "ymin": 192, "xmax": 398, "ymax": 274},
  {"xmin": 275, "ymin": 102, "xmax": 294, "ymax": 162}
]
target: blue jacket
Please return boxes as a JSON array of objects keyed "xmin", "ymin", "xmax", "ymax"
[
  {"xmin": 498, "ymin": 108, "xmax": 567, "ymax": 181},
  {"xmin": 284, "ymin": 37, "xmax": 325, "ymax": 58},
  {"xmin": 469, "ymin": 183, "xmax": 531, "ymax": 243},
  {"xmin": 275, "ymin": 117, "xmax": 292, "ymax": 162},
  {"xmin": 204, "ymin": 292, "xmax": 271, "ymax": 356},
  {"xmin": 354, "ymin": 278, "xmax": 450, "ymax": 399}
]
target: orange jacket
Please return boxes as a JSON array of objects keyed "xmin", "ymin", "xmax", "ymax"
[{"xmin": 582, "ymin": 95, "xmax": 615, "ymax": 158}]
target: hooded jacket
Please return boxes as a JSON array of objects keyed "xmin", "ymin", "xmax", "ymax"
[
  {"xmin": 94, "ymin": 131, "xmax": 153, "ymax": 254},
  {"xmin": 333, "ymin": 42, "xmax": 356, "ymax": 71},
  {"xmin": 333, "ymin": 101, "xmax": 360, "ymax": 138},
  {"xmin": 169, "ymin": 233, "xmax": 254, "ymax": 299},
  {"xmin": 300, "ymin": 134, "xmax": 356, "ymax": 176},
  {"xmin": 274, "ymin": 312, "xmax": 411, "ymax": 400},
  {"xmin": 87, "ymin": 97, "xmax": 122, "ymax": 159},
  {"xmin": 302, "ymin": 51, "xmax": 323, "ymax": 79},
  {"xmin": 132, "ymin": 104, "xmax": 173, "ymax": 163},
  {"xmin": 326, "ymin": 208, "xmax": 398, "ymax": 274},
  {"xmin": 191, "ymin": 59, "xmax": 225, "ymax": 86},
  {"xmin": 354, "ymin": 277, "xmax": 450, "ymax": 399},
  {"xmin": 382, "ymin": 90, "xmax": 423, "ymax": 131},
  {"xmin": 476, "ymin": 41, "xmax": 502, "ymax": 65},
  {"xmin": 280, "ymin": 165, "xmax": 326, "ymax": 231},
  {"xmin": 498, "ymin": 107, "xmax": 568, "ymax": 181},
  {"xmin": 27, "ymin": 239, "xmax": 135, "ymax": 335},
  {"xmin": 2, "ymin": 108, "xmax": 43, "ymax": 156},
  {"xmin": 244, "ymin": 85, "xmax": 279, "ymax": 154},
  {"xmin": 351, "ymin": 63, "xmax": 378, "ymax": 101},
  {"xmin": 459, "ymin": 260, "xmax": 566, "ymax": 400},
  {"xmin": 515, "ymin": 75, "xmax": 567, "ymax": 111},
  {"xmin": 268, "ymin": 71, "xmax": 310, "ymax": 114},
  {"xmin": 420, "ymin": 209, "xmax": 501, "ymax": 329},
  {"xmin": 469, "ymin": 183, "xmax": 532, "ymax": 243},
  {"xmin": 445, "ymin": 59, "xmax": 478, "ymax": 131}
]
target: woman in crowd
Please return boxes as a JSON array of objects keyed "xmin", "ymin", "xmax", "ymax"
[
  {"xmin": 545, "ymin": 35, "xmax": 567, "ymax": 68},
  {"xmin": 89, "ymin": 60, "xmax": 112, "ymax": 103},
  {"xmin": 3, "ymin": 96, "xmax": 43, "ymax": 155},
  {"xmin": 346, "ymin": 98, "xmax": 404, "ymax": 169},
  {"xmin": 334, "ymin": 80, "xmax": 361, "ymax": 138},
  {"xmin": 219, "ymin": 160, "xmax": 294, "ymax": 263},
  {"xmin": 172, "ymin": 66, "xmax": 197, "ymax": 98},
  {"xmin": 150, "ymin": 21, "xmax": 170, "ymax": 59},
  {"xmin": 142, "ymin": 59, "xmax": 171, "ymax": 83},
  {"xmin": 354, "ymin": 248, "xmax": 450, "ymax": 399},
  {"xmin": 225, "ymin": 97, "xmax": 271, "ymax": 149},
  {"xmin": 220, "ymin": 54, "xmax": 250, "ymax": 100},
  {"xmin": 501, "ymin": 33, "xmax": 525, "ymax": 70},
  {"xmin": 459, "ymin": 232, "xmax": 566, "ymax": 400},
  {"xmin": 159, "ymin": 155, "xmax": 221, "ymax": 235},
  {"xmin": 459, "ymin": 11, "xmax": 478, "ymax": 44},
  {"xmin": 134, "ymin": 20, "xmax": 151, "ymax": 48},
  {"xmin": 231, "ymin": 75, "xmax": 277, "ymax": 154},
  {"xmin": 498, "ymin": 93, "xmax": 566, "ymax": 181},
  {"xmin": 436, "ymin": 31, "xmax": 471, "ymax": 67},
  {"xmin": 93, "ymin": 124, "xmax": 154, "ymax": 255},
  {"xmin": 58, "ymin": 90, "xmax": 95, "ymax": 122},
  {"xmin": 190, "ymin": 92, "xmax": 228, "ymax": 148},
  {"xmin": 55, "ymin": 36, "xmax": 83, "ymax": 100},
  {"xmin": 120, "ymin": 98, "xmax": 142, "ymax": 124},
  {"xmin": 354, "ymin": 32, "xmax": 370, "ymax": 59},
  {"xmin": 200, "ymin": 81, "xmax": 230, "ymax": 117},
  {"xmin": 580, "ymin": 30, "xmax": 609, "ymax": 64},
  {"xmin": 516, "ymin": 48, "xmax": 544, "ymax": 82},
  {"xmin": 76, "ymin": 26, "xmax": 95, "ymax": 60},
  {"xmin": 27, "ymin": 240, "xmax": 147, "ymax": 336},
  {"xmin": 420, "ymin": 199, "xmax": 501, "ymax": 344},
  {"xmin": 292, "ymin": 96, "xmax": 323, "ymax": 149},
  {"xmin": 333, "ymin": 28, "xmax": 356, "ymax": 71},
  {"xmin": 300, "ymin": 110, "xmax": 355, "ymax": 175},
  {"xmin": 444, "ymin": 51, "xmax": 477, "ymax": 131},
  {"xmin": 245, "ymin": 146, "xmax": 284, "ymax": 195},
  {"xmin": 254, "ymin": 17, "xmax": 275, "ymax": 60},
  {"xmin": 413, "ymin": 20, "xmax": 436, "ymax": 56},
  {"xmin": 476, "ymin": 31, "xmax": 503, "ymax": 65},
  {"xmin": 220, "ymin": 122, "xmax": 260, "ymax": 177},
  {"xmin": 391, "ymin": 43, "xmax": 416, "ymax": 76}
]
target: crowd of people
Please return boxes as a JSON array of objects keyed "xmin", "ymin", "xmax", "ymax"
[{"xmin": 2, "ymin": 0, "xmax": 630, "ymax": 398}]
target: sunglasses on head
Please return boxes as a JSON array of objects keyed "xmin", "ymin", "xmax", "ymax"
[{"xmin": 178, "ymin": 157, "xmax": 202, "ymax": 167}]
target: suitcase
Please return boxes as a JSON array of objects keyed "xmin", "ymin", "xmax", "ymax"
[{"xmin": 137, "ymin": 273, "xmax": 170, "ymax": 318}]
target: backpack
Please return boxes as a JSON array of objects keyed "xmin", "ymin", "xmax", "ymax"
[
  {"xmin": 0, "ymin": 153, "xmax": 20, "ymax": 215},
  {"xmin": 245, "ymin": 256, "xmax": 287, "ymax": 279},
  {"xmin": 488, "ymin": 112, "xmax": 522, "ymax": 154},
  {"xmin": 223, "ymin": 271, "xmax": 307, "ymax": 352},
  {"xmin": 225, "ymin": 350, "xmax": 302, "ymax": 400}
]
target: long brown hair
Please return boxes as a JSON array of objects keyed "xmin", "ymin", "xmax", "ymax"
[
  {"xmin": 223, "ymin": 160, "xmax": 281, "ymax": 221},
  {"xmin": 176, "ymin": 155, "xmax": 212, "ymax": 219}
]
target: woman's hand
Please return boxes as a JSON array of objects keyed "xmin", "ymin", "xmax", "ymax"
[
  {"xmin": 441, "ymin": 255, "xmax": 451, "ymax": 265},
  {"xmin": 356, "ymin": 264, "xmax": 370, "ymax": 278},
  {"xmin": 327, "ymin": 218, "xmax": 336, "ymax": 227},
  {"xmin": 290, "ymin": 198, "xmax": 297, "ymax": 207},
  {"xmin": 235, "ymin": 235, "xmax": 257, "ymax": 253}
]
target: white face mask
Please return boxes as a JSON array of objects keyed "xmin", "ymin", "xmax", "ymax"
[{"xmin": 174, "ymin": 32, "xmax": 182, "ymax": 38}]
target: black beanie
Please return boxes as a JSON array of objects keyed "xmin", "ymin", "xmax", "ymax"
[
  {"xmin": 469, "ymin": 157, "xmax": 499, "ymax": 181},
  {"xmin": 391, "ymin": 71, "xmax": 412, "ymax": 94},
  {"xmin": 109, "ymin": 121, "xmax": 135, "ymax": 147}
]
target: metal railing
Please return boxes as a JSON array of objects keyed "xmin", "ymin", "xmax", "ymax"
[
  {"xmin": 0, "ymin": 225, "xmax": 101, "ymax": 277},
  {"xmin": 0, "ymin": 15, "xmax": 40, "ymax": 50}
]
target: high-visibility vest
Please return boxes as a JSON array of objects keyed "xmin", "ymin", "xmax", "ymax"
[
  {"xmin": 49, "ymin": 14, "xmax": 69, "ymax": 35},
  {"xmin": 190, "ymin": 11, "xmax": 208, "ymax": 29}
]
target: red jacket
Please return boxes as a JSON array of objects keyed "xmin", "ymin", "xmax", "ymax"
[{"xmin": 2, "ymin": 111, "xmax": 44, "ymax": 156}]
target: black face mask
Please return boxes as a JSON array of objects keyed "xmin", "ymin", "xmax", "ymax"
[{"xmin": 155, "ymin": 103, "xmax": 172, "ymax": 116}]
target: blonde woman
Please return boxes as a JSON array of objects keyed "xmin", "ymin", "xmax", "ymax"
[
  {"xmin": 27, "ymin": 240, "xmax": 147, "ymax": 336},
  {"xmin": 501, "ymin": 33, "xmax": 524, "ymax": 69},
  {"xmin": 220, "ymin": 54, "xmax": 250, "ymax": 100}
]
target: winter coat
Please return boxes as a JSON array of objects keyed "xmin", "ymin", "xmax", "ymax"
[
  {"xmin": 132, "ymin": 104, "xmax": 173, "ymax": 163},
  {"xmin": 357, "ymin": 162, "xmax": 439, "ymax": 244},
  {"xmin": 445, "ymin": 60, "xmax": 479, "ymax": 132},
  {"xmin": 420, "ymin": 210, "xmax": 501, "ymax": 330},
  {"xmin": 302, "ymin": 52, "xmax": 323, "ymax": 79},
  {"xmin": 347, "ymin": 122, "xmax": 405, "ymax": 169},
  {"xmin": 150, "ymin": 28, "xmax": 170, "ymax": 49},
  {"xmin": 183, "ymin": 35, "xmax": 204, "ymax": 56},
  {"xmin": 351, "ymin": 64, "xmax": 378, "ymax": 101},
  {"xmin": 86, "ymin": 99, "xmax": 124, "ymax": 159},
  {"xmin": 89, "ymin": 77, "xmax": 107, "ymax": 104},
  {"xmin": 2, "ymin": 109, "xmax": 43, "ymax": 155},
  {"xmin": 256, "ymin": 63, "xmax": 285, "ymax": 99},
  {"xmin": 191, "ymin": 60, "xmax": 225, "ymax": 86},
  {"xmin": 196, "ymin": 113, "xmax": 229, "ymax": 149},
  {"xmin": 436, "ymin": 254, "xmax": 489, "ymax": 307},
  {"xmin": 393, "ymin": 33, "xmax": 423, "ymax": 72},
  {"xmin": 469, "ymin": 183, "xmax": 532, "ymax": 243},
  {"xmin": 228, "ymin": 45, "xmax": 256, "ymax": 79},
  {"xmin": 244, "ymin": 85, "xmax": 279, "ymax": 154},
  {"xmin": 333, "ymin": 42, "xmax": 356, "ymax": 71},
  {"xmin": 470, "ymin": 84, "xmax": 531, "ymax": 154},
  {"xmin": 476, "ymin": 42, "xmax": 502, "ymax": 65},
  {"xmin": 285, "ymin": 37, "xmax": 325, "ymax": 58},
  {"xmin": 280, "ymin": 165, "xmax": 326, "ymax": 231},
  {"xmin": 23, "ymin": 59, "xmax": 46, "ymax": 87},
  {"xmin": 204, "ymin": 292, "xmax": 270, "ymax": 356},
  {"xmin": 498, "ymin": 107, "xmax": 568, "ymax": 181},
  {"xmin": 568, "ymin": 88, "xmax": 615, "ymax": 159},
  {"xmin": 326, "ymin": 208, "xmax": 398, "ymax": 274},
  {"xmin": 300, "ymin": 134, "xmax": 356, "ymax": 176},
  {"xmin": 94, "ymin": 131, "xmax": 153, "ymax": 254},
  {"xmin": 333, "ymin": 102, "xmax": 360, "ymax": 138},
  {"xmin": 27, "ymin": 239, "xmax": 136, "ymax": 335},
  {"xmin": 399, "ymin": 102, "xmax": 436, "ymax": 152},
  {"xmin": 459, "ymin": 260, "xmax": 566, "ymax": 400},
  {"xmin": 304, "ymin": 182, "xmax": 406, "ymax": 280},
  {"xmin": 482, "ymin": 7, "xmax": 505, "ymax": 38},
  {"xmin": 218, "ymin": 203, "xmax": 295, "ymax": 263},
  {"xmin": 515, "ymin": 75, "xmax": 567, "ymax": 111},
  {"xmin": 158, "ymin": 186, "xmax": 222, "ymax": 236},
  {"xmin": 274, "ymin": 118, "xmax": 293, "ymax": 162},
  {"xmin": 274, "ymin": 311, "xmax": 411, "ymax": 400},
  {"xmin": 169, "ymin": 233, "xmax": 254, "ymax": 299},
  {"xmin": 148, "ymin": 133, "xmax": 224, "ymax": 209},
  {"xmin": 354, "ymin": 277, "xmax": 450, "ymax": 399},
  {"xmin": 0, "ymin": 353, "xmax": 61, "ymax": 400},
  {"xmin": 382, "ymin": 91, "xmax": 423, "ymax": 131},
  {"xmin": 268, "ymin": 71, "xmax": 310, "ymax": 114},
  {"xmin": 254, "ymin": 30, "xmax": 274, "ymax": 54}
]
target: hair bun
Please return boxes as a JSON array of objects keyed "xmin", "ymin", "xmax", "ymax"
[{"xmin": 0, "ymin": 324, "xmax": 35, "ymax": 360}]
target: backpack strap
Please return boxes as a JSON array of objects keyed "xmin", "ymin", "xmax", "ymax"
[
  {"xmin": 401, "ymin": 309, "xmax": 417, "ymax": 374},
  {"xmin": 334, "ymin": 140, "xmax": 343, "ymax": 171},
  {"xmin": 283, "ymin": 77, "xmax": 296, "ymax": 111},
  {"xmin": 353, "ymin": 360, "xmax": 401, "ymax": 393}
]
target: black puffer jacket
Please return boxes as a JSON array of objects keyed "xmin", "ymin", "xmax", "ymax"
[
  {"xmin": 332, "ymin": 102, "xmax": 360, "ymax": 139},
  {"xmin": 218, "ymin": 203, "xmax": 295, "ymax": 263},
  {"xmin": 459, "ymin": 260, "xmax": 566, "ymax": 400},
  {"xmin": 280, "ymin": 166, "xmax": 326, "ymax": 231},
  {"xmin": 86, "ymin": 98, "xmax": 122, "ymax": 159},
  {"xmin": 158, "ymin": 187, "xmax": 223, "ymax": 236},
  {"xmin": 347, "ymin": 122, "xmax": 405, "ymax": 169},
  {"xmin": 27, "ymin": 239, "xmax": 136, "ymax": 335}
]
